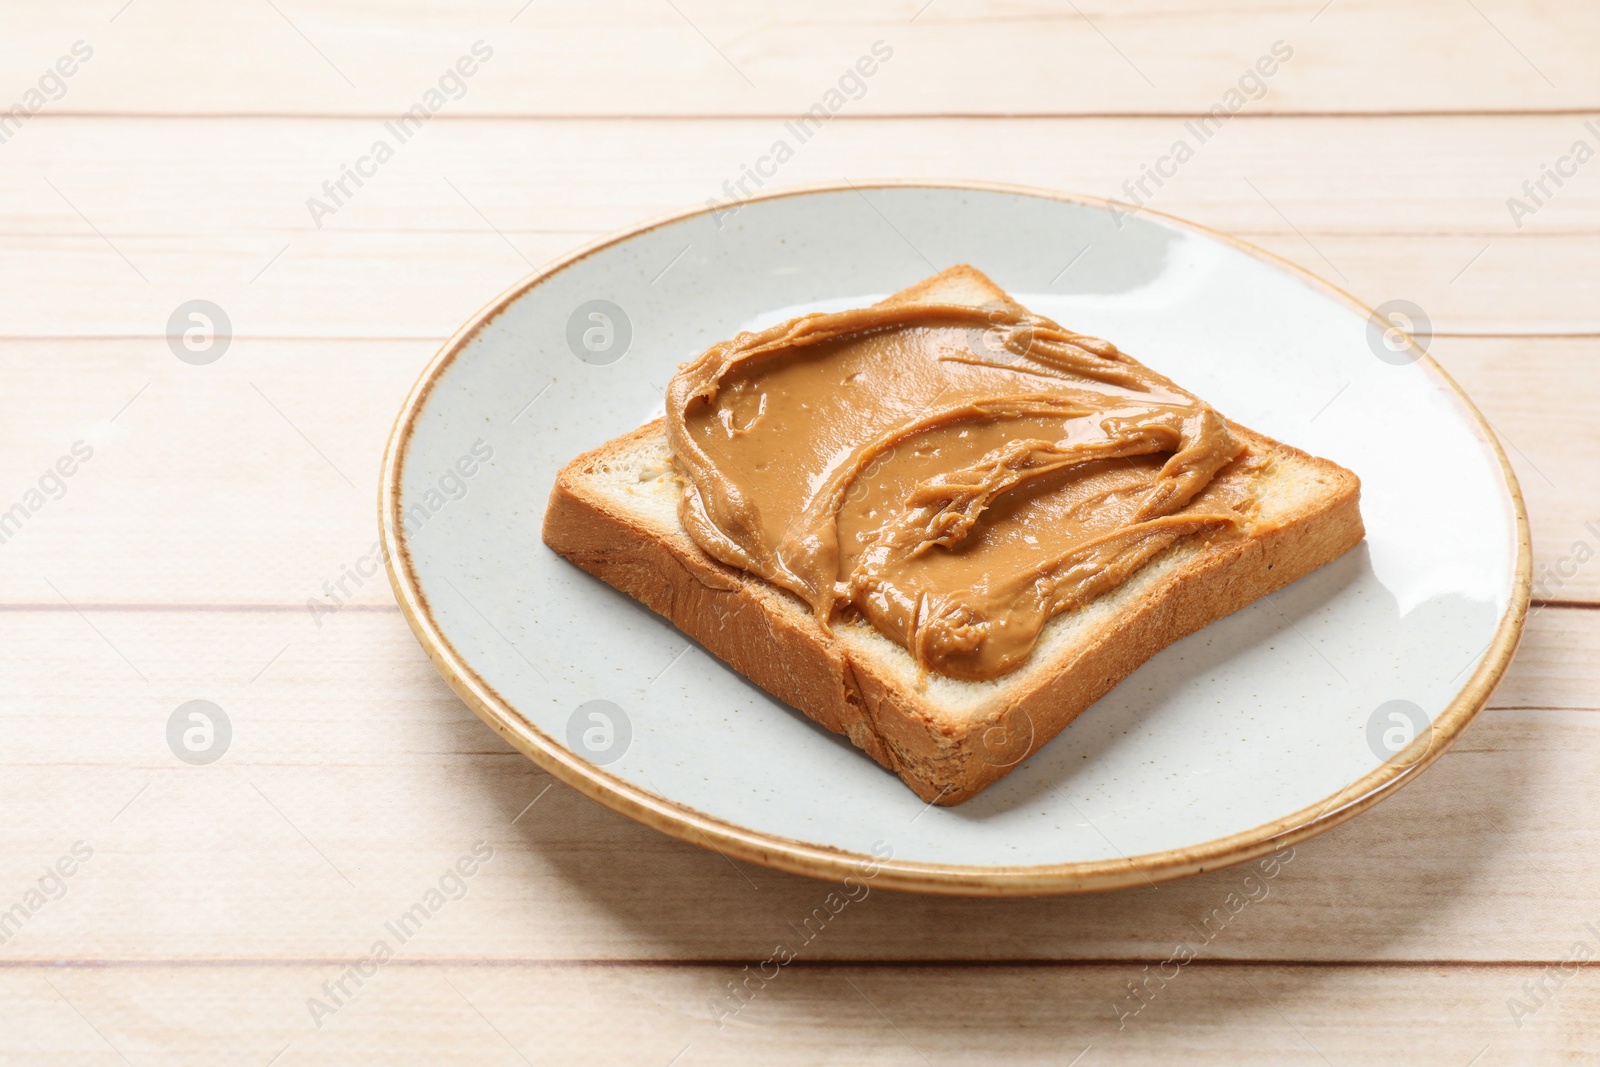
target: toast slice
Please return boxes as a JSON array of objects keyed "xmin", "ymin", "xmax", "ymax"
[{"xmin": 542, "ymin": 267, "xmax": 1363, "ymax": 804}]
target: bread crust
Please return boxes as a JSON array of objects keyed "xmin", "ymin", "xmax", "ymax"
[{"xmin": 541, "ymin": 419, "xmax": 1363, "ymax": 805}]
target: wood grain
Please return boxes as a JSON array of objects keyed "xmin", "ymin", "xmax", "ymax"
[
  {"xmin": 5, "ymin": 0, "xmax": 1596, "ymax": 116},
  {"xmin": 4, "ymin": 0, "xmax": 1596, "ymax": 1060},
  {"xmin": 0, "ymin": 608, "xmax": 1595, "ymax": 968},
  {"xmin": 5, "ymin": 115, "xmax": 1596, "ymax": 240},
  {"xmin": 2, "ymin": 116, "xmax": 1598, "ymax": 340},
  {"xmin": 3, "ymin": 962, "xmax": 1594, "ymax": 1065}
]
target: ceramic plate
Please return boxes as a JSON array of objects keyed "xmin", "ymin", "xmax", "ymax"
[{"xmin": 380, "ymin": 182, "xmax": 1529, "ymax": 895}]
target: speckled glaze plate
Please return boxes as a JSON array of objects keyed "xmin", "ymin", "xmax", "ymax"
[{"xmin": 380, "ymin": 182, "xmax": 1529, "ymax": 895}]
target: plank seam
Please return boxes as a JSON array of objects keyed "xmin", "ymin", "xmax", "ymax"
[
  {"xmin": 0, "ymin": 958, "xmax": 1586, "ymax": 969},
  {"xmin": 26, "ymin": 110, "xmax": 1600, "ymax": 121}
]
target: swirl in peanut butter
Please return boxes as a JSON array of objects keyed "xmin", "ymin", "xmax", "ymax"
[{"xmin": 665, "ymin": 296, "xmax": 1250, "ymax": 680}]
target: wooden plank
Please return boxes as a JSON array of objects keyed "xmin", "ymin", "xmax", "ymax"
[
  {"xmin": 6, "ymin": 0, "xmax": 1597, "ymax": 116},
  {"xmin": 1, "ymin": 961, "xmax": 1592, "ymax": 1064},
  {"xmin": 2, "ymin": 116, "xmax": 1599, "ymax": 339},
  {"xmin": 0, "ymin": 338, "xmax": 431, "ymax": 608},
  {"xmin": 0, "ymin": 607, "xmax": 1595, "ymax": 966},
  {"xmin": 1436, "ymin": 338, "xmax": 1600, "ymax": 608},
  {"xmin": 0, "ymin": 333, "xmax": 1590, "ymax": 605},
  {"xmin": 11, "ymin": 113, "xmax": 1600, "ymax": 239},
  {"xmin": 9, "ymin": 114, "xmax": 1600, "ymax": 238}
]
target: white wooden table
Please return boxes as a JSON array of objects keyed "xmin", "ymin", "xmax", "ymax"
[{"xmin": 2, "ymin": 2, "xmax": 1596, "ymax": 1062}]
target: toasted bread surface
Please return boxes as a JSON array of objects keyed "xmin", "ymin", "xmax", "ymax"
[{"xmin": 541, "ymin": 267, "xmax": 1364, "ymax": 804}]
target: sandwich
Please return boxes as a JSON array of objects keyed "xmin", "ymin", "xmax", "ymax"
[{"xmin": 541, "ymin": 265, "xmax": 1363, "ymax": 804}]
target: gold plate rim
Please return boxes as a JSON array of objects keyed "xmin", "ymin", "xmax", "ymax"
[{"xmin": 378, "ymin": 179, "xmax": 1532, "ymax": 896}]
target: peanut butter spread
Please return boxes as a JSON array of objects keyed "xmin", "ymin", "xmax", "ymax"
[{"xmin": 664, "ymin": 298, "xmax": 1254, "ymax": 681}]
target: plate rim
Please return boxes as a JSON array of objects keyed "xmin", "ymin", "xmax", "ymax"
[{"xmin": 378, "ymin": 179, "xmax": 1532, "ymax": 896}]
